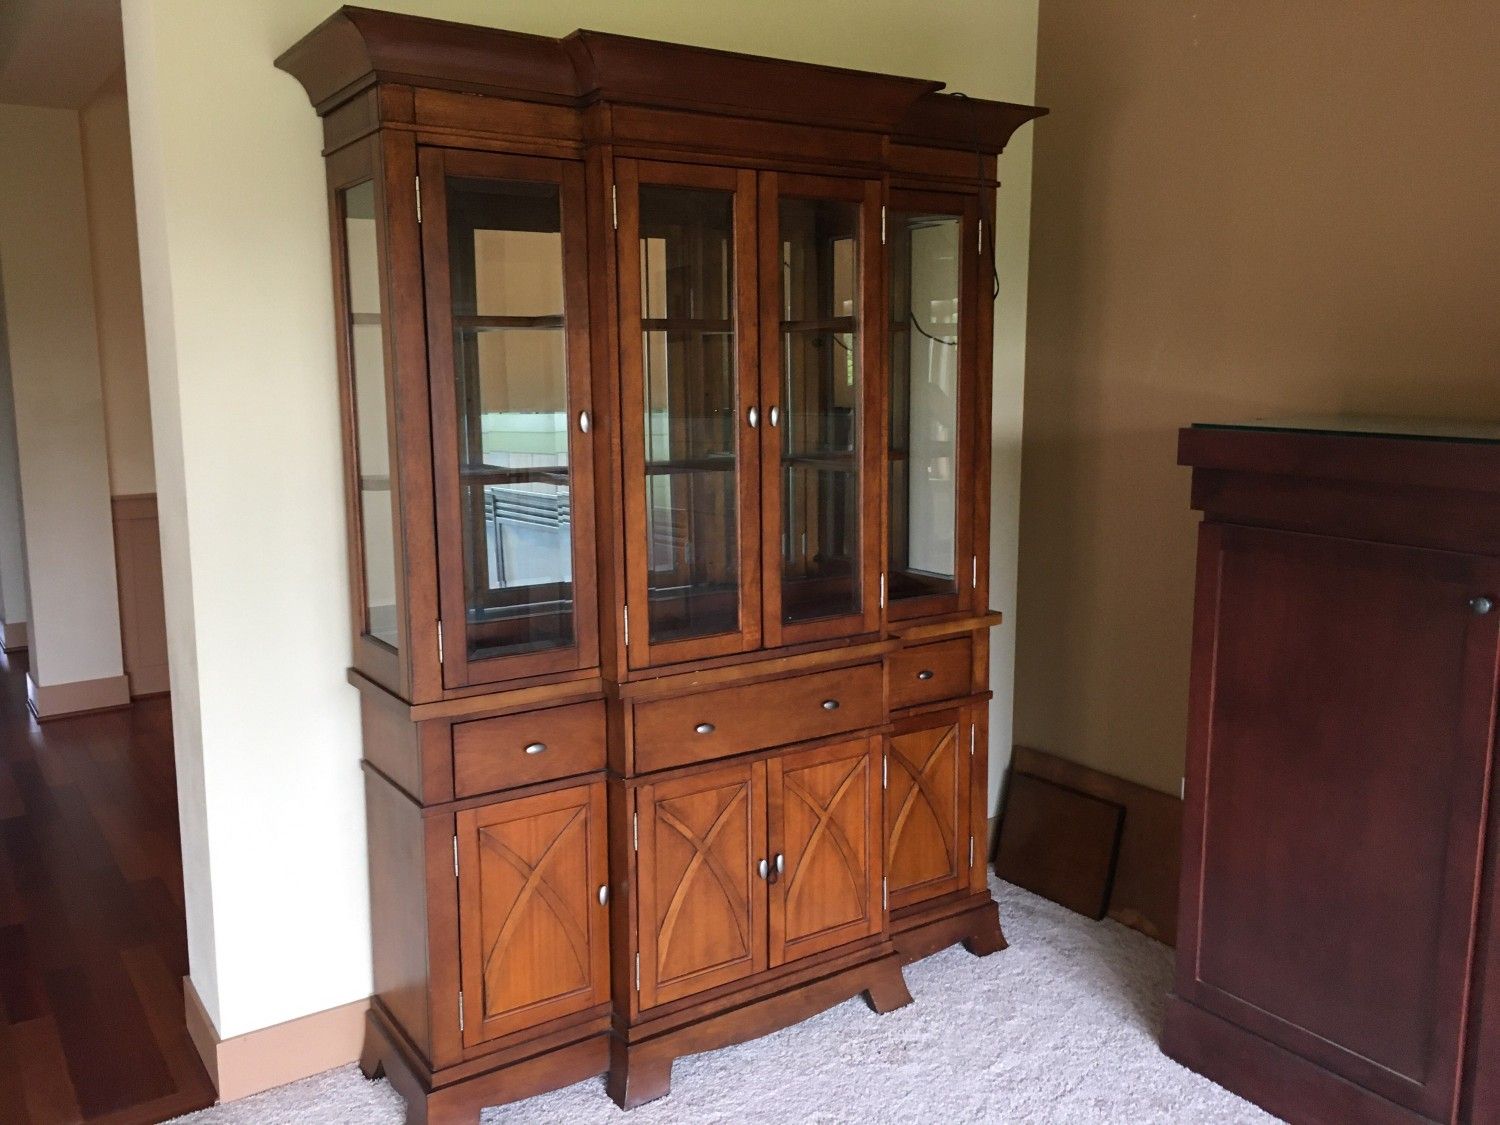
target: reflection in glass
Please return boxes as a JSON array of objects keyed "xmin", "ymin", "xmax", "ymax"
[
  {"xmin": 888, "ymin": 211, "xmax": 961, "ymax": 601},
  {"xmin": 342, "ymin": 181, "xmax": 399, "ymax": 649},
  {"xmin": 638, "ymin": 186, "xmax": 741, "ymax": 644},
  {"xmin": 446, "ymin": 177, "xmax": 574, "ymax": 661},
  {"xmin": 777, "ymin": 197, "xmax": 861, "ymax": 623}
]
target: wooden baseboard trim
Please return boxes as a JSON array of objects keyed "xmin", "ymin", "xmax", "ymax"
[
  {"xmin": 26, "ymin": 672, "xmax": 131, "ymax": 720},
  {"xmin": 183, "ymin": 977, "xmax": 370, "ymax": 1103},
  {"xmin": 1005, "ymin": 746, "xmax": 1183, "ymax": 944},
  {"xmin": 0, "ymin": 619, "xmax": 27, "ymax": 652}
]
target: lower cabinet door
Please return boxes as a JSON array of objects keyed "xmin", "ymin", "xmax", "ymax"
[
  {"xmin": 769, "ymin": 736, "xmax": 884, "ymax": 966},
  {"xmin": 636, "ymin": 760, "xmax": 768, "ymax": 1009},
  {"xmin": 455, "ymin": 782, "xmax": 610, "ymax": 1046},
  {"xmin": 885, "ymin": 708, "xmax": 972, "ymax": 911}
]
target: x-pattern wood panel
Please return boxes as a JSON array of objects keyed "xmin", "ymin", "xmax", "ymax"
[
  {"xmin": 636, "ymin": 762, "xmax": 766, "ymax": 1010},
  {"xmin": 770, "ymin": 737, "xmax": 881, "ymax": 966},
  {"xmin": 885, "ymin": 716, "xmax": 967, "ymax": 908},
  {"xmin": 457, "ymin": 783, "xmax": 608, "ymax": 1045}
]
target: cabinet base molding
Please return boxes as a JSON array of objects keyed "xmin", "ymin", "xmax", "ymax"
[
  {"xmin": 890, "ymin": 892, "xmax": 1007, "ymax": 964},
  {"xmin": 608, "ymin": 951, "xmax": 913, "ymax": 1110},
  {"xmin": 1161, "ymin": 997, "xmax": 1432, "ymax": 1125},
  {"xmin": 359, "ymin": 1007, "xmax": 611, "ymax": 1125}
]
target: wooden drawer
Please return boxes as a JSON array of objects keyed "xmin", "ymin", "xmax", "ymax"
[
  {"xmin": 453, "ymin": 700, "xmax": 606, "ymax": 797},
  {"xmin": 633, "ymin": 663, "xmax": 884, "ymax": 774},
  {"xmin": 888, "ymin": 636, "xmax": 973, "ymax": 710}
]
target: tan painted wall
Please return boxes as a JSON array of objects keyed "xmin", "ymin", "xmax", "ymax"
[
  {"xmin": 81, "ymin": 67, "xmax": 155, "ymax": 497},
  {"xmin": 1015, "ymin": 2, "xmax": 1500, "ymax": 795}
]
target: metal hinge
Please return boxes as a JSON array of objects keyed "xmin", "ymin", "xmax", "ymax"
[
  {"xmin": 970, "ymin": 724, "xmax": 976, "ymax": 757},
  {"xmin": 437, "ymin": 621, "xmax": 444, "ymax": 664},
  {"xmin": 633, "ymin": 812, "xmax": 639, "ymax": 851},
  {"xmin": 612, "ymin": 184, "xmax": 618, "ymax": 230},
  {"xmin": 457, "ymin": 991, "xmax": 464, "ymax": 1031},
  {"xmin": 1180, "ymin": 777, "xmax": 1186, "ymax": 800},
  {"xmin": 635, "ymin": 953, "xmax": 640, "ymax": 991},
  {"xmin": 880, "ymin": 205, "xmax": 887, "ymax": 245},
  {"xmin": 878, "ymin": 573, "xmax": 886, "ymax": 609},
  {"xmin": 882, "ymin": 877, "xmax": 888, "ymax": 910},
  {"xmin": 978, "ymin": 216, "xmax": 983, "ymax": 254},
  {"xmin": 452, "ymin": 834, "xmax": 459, "ymax": 878},
  {"xmin": 623, "ymin": 605, "xmax": 630, "ymax": 647},
  {"xmin": 969, "ymin": 835, "xmax": 975, "ymax": 869},
  {"xmin": 971, "ymin": 555, "xmax": 979, "ymax": 589},
  {"xmin": 882, "ymin": 755, "xmax": 888, "ymax": 789},
  {"xmin": 415, "ymin": 176, "xmax": 422, "ymax": 224}
]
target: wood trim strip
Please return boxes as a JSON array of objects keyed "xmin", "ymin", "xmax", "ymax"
[
  {"xmin": 183, "ymin": 976, "xmax": 369, "ymax": 1103},
  {"xmin": 26, "ymin": 673, "xmax": 131, "ymax": 720}
]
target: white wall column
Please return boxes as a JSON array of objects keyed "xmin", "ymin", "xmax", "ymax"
[{"xmin": 0, "ymin": 103, "xmax": 128, "ymax": 713}]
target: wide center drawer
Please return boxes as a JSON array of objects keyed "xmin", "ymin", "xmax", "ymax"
[
  {"xmin": 633, "ymin": 663, "xmax": 884, "ymax": 773},
  {"xmin": 453, "ymin": 699, "xmax": 606, "ymax": 797}
]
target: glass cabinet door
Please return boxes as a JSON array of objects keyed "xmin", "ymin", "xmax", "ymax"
[
  {"xmin": 885, "ymin": 191, "xmax": 979, "ymax": 618},
  {"xmin": 420, "ymin": 148, "xmax": 598, "ymax": 687},
  {"xmin": 759, "ymin": 173, "xmax": 882, "ymax": 646},
  {"xmin": 617, "ymin": 160, "xmax": 762, "ymax": 668}
]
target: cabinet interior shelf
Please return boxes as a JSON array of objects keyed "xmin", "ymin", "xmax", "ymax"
[
  {"xmin": 644, "ymin": 456, "xmax": 736, "ymax": 475},
  {"xmin": 460, "ymin": 464, "xmax": 569, "ymax": 485},
  {"xmin": 781, "ymin": 317, "xmax": 855, "ymax": 333},
  {"xmin": 642, "ymin": 317, "xmax": 733, "ymax": 333}
]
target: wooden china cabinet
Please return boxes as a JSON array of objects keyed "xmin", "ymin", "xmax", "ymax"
[{"xmin": 279, "ymin": 9, "xmax": 1043, "ymax": 1121}]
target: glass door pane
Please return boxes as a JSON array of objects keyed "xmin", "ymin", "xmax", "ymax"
[
  {"xmin": 776, "ymin": 196, "xmax": 862, "ymax": 624},
  {"xmin": 888, "ymin": 209, "xmax": 962, "ymax": 601},
  {"xmin": 340, "ymin": 180, "xmax": 399, "ymax": 651},
  {"xmin": 444, "ymin": 175, "xmax": 576, "ymax": 662},
  {"xmin": 638, "ymin": 184, "xmax": 742, "ymax": 645}
]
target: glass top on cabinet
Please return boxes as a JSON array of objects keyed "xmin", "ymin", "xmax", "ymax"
[{"xmin": 1193, "ymin": 415, "xmax": 1500, "ymax": 445}]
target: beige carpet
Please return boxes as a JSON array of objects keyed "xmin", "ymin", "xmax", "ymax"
[{"xmin": 172, "ymin": 878, "xmax": 1276, "ymax": 1123}]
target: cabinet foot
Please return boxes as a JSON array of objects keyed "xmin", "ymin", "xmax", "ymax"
[
  {"xmin": 861, "ymin": 959, "xmax": 914, "ymax": 1014},
  {"xmin": 607, "ymin": 1038, "xmax": 673, "ymax": 1109},
  {"xmin": 357, "ymin": 1023, "xmax": 386, "ymax": 1081},
  {"xmin": 962, "ymin": 910, "xmax": 1008, "ymax": 958}
]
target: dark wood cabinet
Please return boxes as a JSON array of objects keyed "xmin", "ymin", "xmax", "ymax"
[
  {"xmin": 280, "ymin": 9, "xmax": 1042, "ymax": 1121},
  {"xmin": 1167, "ymin": 420, "xmax": 1500, "ymax": 1125}
]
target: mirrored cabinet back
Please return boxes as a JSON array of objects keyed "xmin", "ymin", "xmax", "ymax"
[{"xmin": 277, "ymin": 9, "xmax": 1044, "ymax": 1120}]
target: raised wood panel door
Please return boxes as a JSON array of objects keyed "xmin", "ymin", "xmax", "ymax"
[
  {"xmin": 1178, "ymin": 525, "xmax": 1500, "ymax": 1121},
  {"xmin": 769, "ymin": 736, "xmax": 883, "ymax": 965},
  {"xmin": 455, "ymin": 783, "xmax": 610, "ymax": 1047},
  {"xmin": 886, "ymin": 708, "xmax": 972, "ymax": 911},
  {"xmin": 758, "ymin": 172, "xmax": 883, "ymax": 648},
  {"xmin": 420, "ymin": 147, "xmax": 600, "ymax": 689},
  {"xmin": 636, "ymin": 760, "xmax": 768, "ymax": 1009},
  {"xmin": 616, "ymin": 159, "xmax": 763, "ymax": 669}
]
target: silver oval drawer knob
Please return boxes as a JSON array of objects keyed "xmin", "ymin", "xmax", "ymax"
[
  {"xmin": 524, "ymin": 742, "xmax": 547, "ymax": 755},
  {"xmin": 695, "ymin": 722, "xmax": 715, "ymax": 735},
  {"xmin": 917, "ymin": 670, "xmax": 935, "ymax": 681},
  {"xmin": 598, "ymin": 884, "xmax": 609, "ymax": 906},
  {"xmin": 1470, "ymin": 595, "xmax": 1494, "ymax": 615},
  {"xmin": 821, "ymin": 699, "xmax": 839, "ymax": 711}
]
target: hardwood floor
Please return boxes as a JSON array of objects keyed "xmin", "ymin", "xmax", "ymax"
[{"xmin": 0, "ymin": 648, "xmax": 215, "ymax": 1124}]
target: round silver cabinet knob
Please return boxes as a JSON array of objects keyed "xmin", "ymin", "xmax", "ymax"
[
  {"xmin": 695, "ymin": 722, "xmax": 715, "ymax": 735},
  {"xmin": 917, "ymin": 669, "xmax": 935, "ymax": 681},
  {"xmin": 1470, "ymin": 596, "xmax": 1494, "ymax": 616},
  {"xmin": 524, "ymin": 742, "xmax": 547, "ymax": 755},
  {"xmin": 821, "ymin": 699, "xmax": 839, "ymax": 711}
]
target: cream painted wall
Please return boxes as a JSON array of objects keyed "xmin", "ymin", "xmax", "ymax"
[
  {"xmin": 123, "ymin": 0, "xmax": 1038, "ymax": 1042},
  {"xmin": 0, "ymin": 274, "xmax": 27, "ymax": 635},
  {"xmin": 81, "ymin": 67, "xmax": 156, "ymax": 498},
  {"xmin": 1016, "ymin": 1, "xmax": 1500, "ymax": 794},
  {"xmin": 0, "ymin": 103, "xmax": 124, "ymax": 690}
]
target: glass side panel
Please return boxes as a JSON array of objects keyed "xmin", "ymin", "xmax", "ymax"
[
  {"xmin": 888, "ymin": 211, "xmax": 961, "ymax": 601},
  {"xmin": 445, "ymin": 176, "xmax": 574, "ymax": 662},
  {"xmin": 342, "ymin": 181, "xmax": 399, "ymax": 650},
  {"xmin": 638, "ymin": 185, "xmax": 741, "ymax": 644},
  {"xmin": 777, "ymin": 197, "xmax": 861, "ymax": 624}
]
